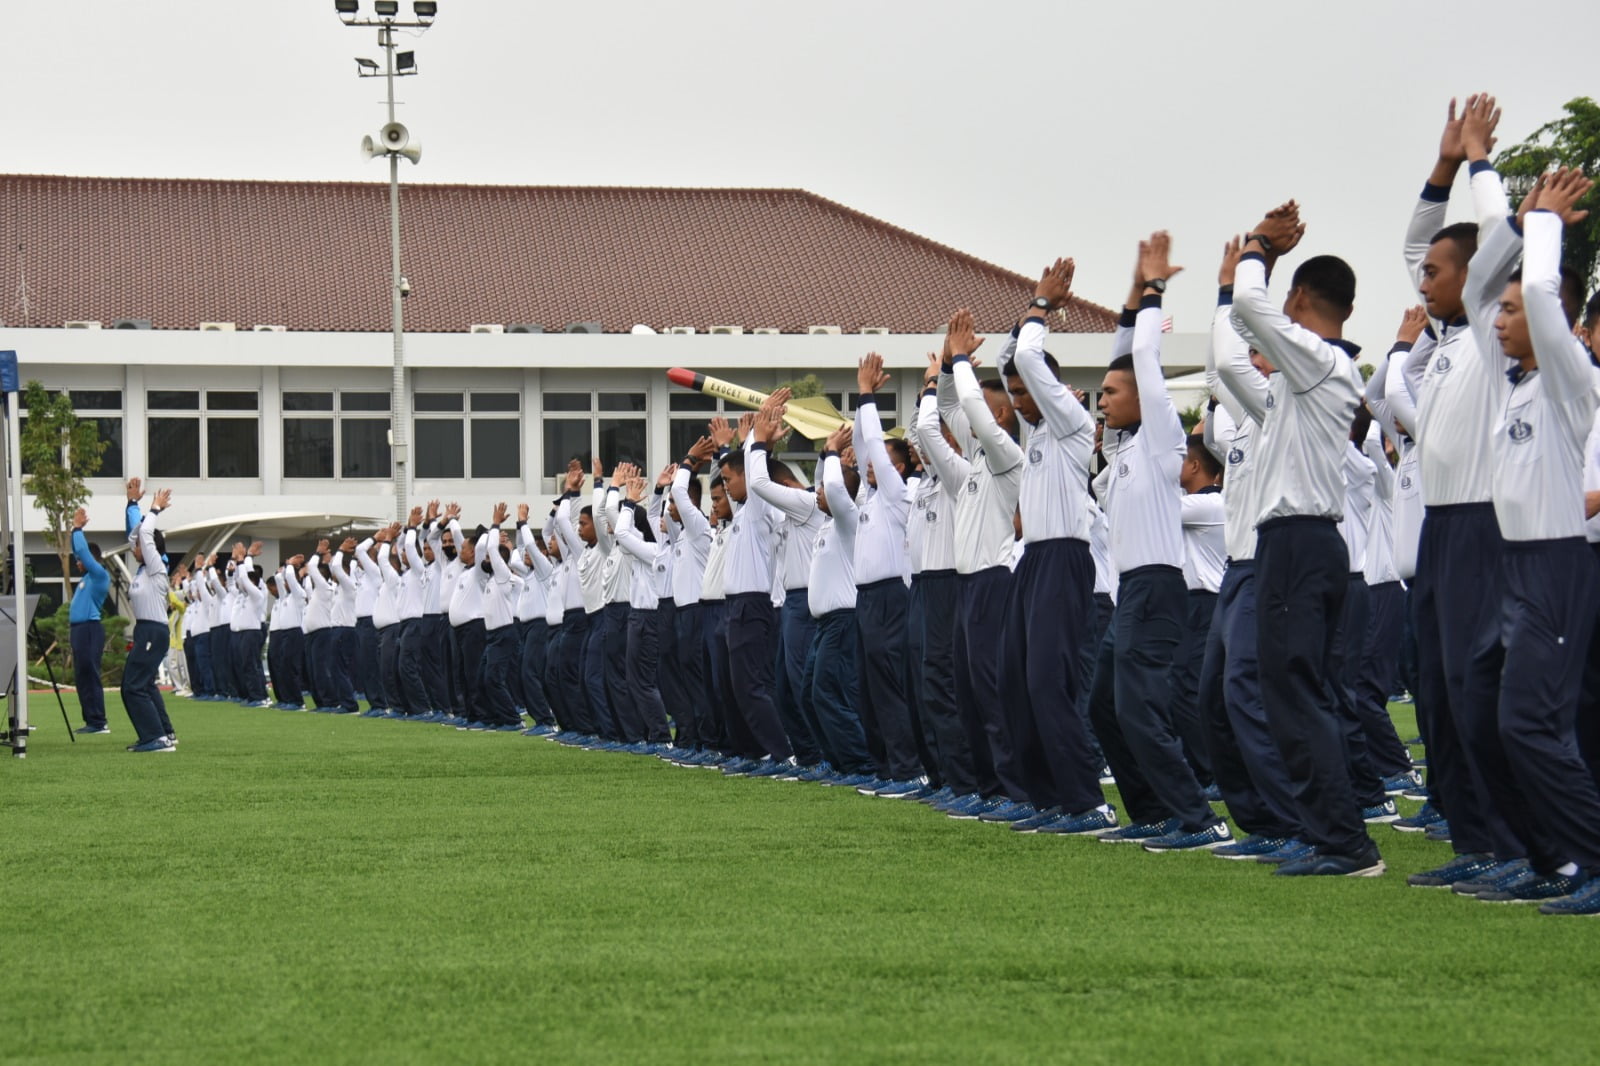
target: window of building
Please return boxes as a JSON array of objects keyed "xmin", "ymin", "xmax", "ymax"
[
  {"xmin": 18, "ymin": 389, "xmax": 124, "ymax": 479},
  {"xmin": 542, "ymin": 391, "xmax": 647, "ymax": 478},
  {"xmin": 413, "ymin": 391, "xmax": 520, "ymax": 480},
  {"xmin": 147, "ymin": 389, "xmax": 259, "ymax": 479},
  {"xmin": 282, "ymin": 391, "xmax": 391, "ymax": 479}
]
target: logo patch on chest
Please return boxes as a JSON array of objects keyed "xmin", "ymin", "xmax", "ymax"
[
  {"xmin": 1028, "ymin": 447, "xmax": 1043, "ymax": 465},
  {"xmin": 1435, "ymin": 354, "xmax": 1453, "ymax": 373},
  {"xmin": 1507, "ymin": 418, "xmax": 1534, "ymax": 444},
  {"xmin": 1227, "ymin": 447, "xmax": 1244, "ymax": 466}
]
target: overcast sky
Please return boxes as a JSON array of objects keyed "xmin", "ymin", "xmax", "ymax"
[{"xmin": 4, "ymin": 0, "xmax": 1592, "ymax": 353}]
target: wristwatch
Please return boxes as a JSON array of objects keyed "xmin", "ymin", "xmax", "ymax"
[
  {"xmin": 1030, "ymin": 296, "xmax": 1052, "ymax": 311},
  {"xmin": 1144, "ymin": 278, "xmax": 1167, "ymax": 294},
  {"xmin": 1245, "ymin": 233, "xmax": 1274, "ymax": 254}
]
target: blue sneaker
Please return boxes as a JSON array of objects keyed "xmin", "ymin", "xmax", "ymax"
[
  {"xmin": 1382, "ymin": 770, "xmax": 1424, "ymax": 795},
  {"xmin": 1539, "ymin": 876, "xmax": 1600, "ymax": 916},
  {"xmin": 1452, "ymin": 859, "xmax": 1531, "ymax": 897},
  {"xmin": 75, "ymin": 725, "xmax": 110, "ymax": 735},
  {"xmin": 1255, "ymin": 839, "xmax": 1316, "ymax": 865},
  {"xmin": 872, "ymin": 779, "xmax": 932, "ymax": 800},
  {"xmin": 1212, "ymin": 835, "xmax": 1290, "ymax": 860},
  {"xmin": 360, "ymin": 707, "xmax": 386, "ymax": 718},
  {"xmin": 749, "ymin": 758, "xmax": 800, "ymax": 779},
  {"xmin": 823, "ymin": 772, "xmax": 877, "ymax": 788},
  {"xmin": 493, "ymin": 724, "xmax": 523, "ymax": 732},
  {"xmin": 1424, "ymin": 820, "xmax": 1453, "ymax": 843},
  {"xmin": 797, "ymin": 763, "xmax": 836, "ymax": 782},
  {"xmin": 1036, "ymin": 806, "xmax": 1119, "ymax": 836},
  {"xmin": 720, "ymin": 757, "xmax": 761, "ymax": 776},
  {"xmin": 978, "ymin": 801, "xmax": 1038, "ymax": 824},
  {"xmin": 932, "ymin": 791, "xmax": 981, "ymax": 813},
  {"xmin": 1391, "ymin": 801, "xmax": 1444, "ymax": 832},
  {"xmin": 1009, "ymin": 807, "xmax": 1065, "ymax": 832},
  {"xmin": 128, "ymin": 736, "xmax": 176, "ymax": 754},
  {"xmin": 1143, "ymin": 822, "xmax": 1234, "ymax": 852},
  {"xmin": 949, "ymin": 796, "xmax": 1009, "ymax": 821},
  {"xmin": 1401, "ymin": 786, "xmax": 1431, "ymax": 802},
  {"xmin": 1479, "ymin": 869, "xmax": 1590, "ymax": 904},
  {"xmin": 1097, "ymin": 818, "xmax": 1180, "ymax": 844},
  {"xmin": 1362, "ymin": 799, "xmax": 1400, "ymax": 823},
  {"xmin": 1274, "ymin": 847, "xmax": 1386, "ymax": 877},
  {"xmin": 920, "ymin": 786, "xmax": 957, "ymax": 807},
  {"xmin": 524, "ymin": 724, "xmax": 559, "ymax": 737},
  {"xmin": 1408, "ymin": 852, "xmax": 1498, "ymax": 888}
]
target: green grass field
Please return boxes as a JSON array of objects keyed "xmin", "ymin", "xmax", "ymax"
[{"xmin": 4, "ymin": 693, "xmax": 1599, "ymax": 1064}]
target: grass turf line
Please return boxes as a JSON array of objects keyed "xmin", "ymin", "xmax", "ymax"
[{"xmin": 3, "ymin": 695, "xmax": 1599, "ymax": 1064}]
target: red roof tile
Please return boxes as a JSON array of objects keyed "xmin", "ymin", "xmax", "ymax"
[{"xmin": 0, "ymin": 175, "xmax": 1115, "ymax": 334}]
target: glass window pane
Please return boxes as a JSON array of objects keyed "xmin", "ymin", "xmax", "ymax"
[
  {"xmin": 543, "ymin": 393, "xmax": 590, "ymax": 413},
  {"xmin": 148, "ymin": 390, "xmax": 199, "ymax": 411},
  {"xmin": 18, "ymin": 390, "xmax": 62, "ymax": 411},
  {"xmin": 69, "ymin": 390, "xmax": 122, "ymax": 411},
  {"xmin": 341, "ymin": 419, "xmax": 391, "ymax": 479},
  {"xmin": 207, "ymin": 391, "xmax": 258, "ymax": 411},
  {"xmin": 598, "ymin": 418, "xmax": 647, "ymax": 468},
  {"xmin": 542, "ymin": 420, "xmax": 591, "ymax": 478},
  {"xmin": 670, "ymin": 419, "xmax": 709, "ymax": 462},
  {"xmin": 341, "ymin": 391, "xmax": 391, "ymax": 412},
  {"xmin": 849, "ymin": 392, "xmax": 895, "ymax": 411},
  {"xmin": 283, "ymin": 392, "xmax": 333, "ymax": 412},
  {"xmin": 283, "ymin": 418, "xmax": 334, "ymax": 478},
  {"xmin": 598, "ymin": 393, "xmax": 647, "ymax": 412},
  {"xmin": 207, "ymin": 418, "xmax": 259, "ymax": 478},
  {"xmin": 148, "ymin": 417, "xmax": 200, "ymax": 477},
  {"xmin": 414, "ymin": 393, "xmax": 464, "ymax": 412},
  {"xmin": 471, "ymin": 419, "xmax": 520, "ymax": 477},
  {"xmin": 414, "ymin": 419, "xmax": 464, "ymax": 478},
  {"xmin": 90, "ymin": 416, "xmax": 123, "ymax": 478},
  {"xmin": 470, "ymin": 393, "xmax": 520, "ymax": 413},
  {"xmin": 669, "ymin": 393, "xmax": 717, "ymax": 412}
]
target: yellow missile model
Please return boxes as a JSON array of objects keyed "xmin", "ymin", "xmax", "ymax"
[{"xmin": 666, "ymin": 367, "xmax": 848, "ymax": 441}]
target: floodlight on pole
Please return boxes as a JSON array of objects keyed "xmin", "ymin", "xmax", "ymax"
[
  {"xmin": 334, "ymin": 0, "xmax": 438, "ymax": 522},
  {"xmin": 413, "ymin": 2, "xmax": 437, "ymax": 20}
]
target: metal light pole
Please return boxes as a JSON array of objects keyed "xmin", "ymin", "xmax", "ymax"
[{"xmin": 335, "ymin": 0, "xmax": 436, "ymax": 522}]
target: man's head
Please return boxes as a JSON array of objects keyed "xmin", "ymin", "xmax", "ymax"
[
  {"xmin": 1098, "ymin": 354, "xmax": 1140, "ymax": 429},
  {"xmin": 74, "ymin": 542, "xmax": 103, "ymax": 575},
  {"xmin": 709, "ymin": 476, "xmax": 733, "ymax": 522},
  {"xmin": 1248, "ymin": 346, "xmax": 1278, "ymax": 378},
  {"xmin": 577, "ymin": 505, "xmax": 597, "ymax": 546},
  {"xmin": 1419, "ymin": 222, "xmax": 1476, "ymax": 321},
  {"xmin": 421, "ymin": 540, "xmax": 435, "ymax": 564},
  {"xmin": 1495, "ymin": 273, "xmax": 1532, "ymax": 363},
  {"xmin": 667, "ymin": 476, "xmax": 703, "ymax": 524},
  {"xmin": 1583, "ymin": 290, "xmax": 1600, "ymax": 357},
  {"xmin": 816, "ymin": 462, "xmax": 860, "ymax": 517},
  {"xmin": 769, "ymin": 459, "xmax": 801, "ymax": 490},
  {"xmin": 1181, "ymin": 434, "xmax": 1222, "ymax": 493},
  {"xmin": 980, "ymin": 379, "xmax": 1018, "ymax": 436},
  {"xmin": 718, "ymin": 452, "xmax": 748, "ymax": 503},
  {"xmin": 1285, "ymin": 255, "xmax": 1357, "ymax": 329},
  {"xmin": 1003, "ymin": 350, "xmax": 1060, "ymax": 427},
  {"xmin": 1559, "ymin": 267, "xmax": 1586, "ymax": 330}
]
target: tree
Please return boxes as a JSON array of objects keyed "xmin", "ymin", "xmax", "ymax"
[
  {"xmin": 1495, "ymin": 96, "xmax": 1600, "ymax": 286},
  {"xmin": 21, "ymin": 382, "xmax": 106, "ymax": 637}
]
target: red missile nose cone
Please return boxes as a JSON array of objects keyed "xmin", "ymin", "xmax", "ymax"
[{"xmin": 666, "ymin": 367, "xmax": 698, "ymax": 389}]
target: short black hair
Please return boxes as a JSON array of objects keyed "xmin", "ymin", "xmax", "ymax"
[
  {"xmin": 1290, "ymin": 255, "xmax": 1356, "ymax": 317},
  {"xmin": 1108, "ymin": 353, "xmax": 1135, "ymax": 375},
  {"xmin": 1002, "ymin": 350, "xmax": 1061, "ymax": 379},
  {"xmin": 1559, "ymin": 267, "xmax": 1586, "ymax": 328},
  {"xmin": 1585, "ymin": 289, "xmax": 1600, "ymax": 329},
  {"xmin": 839, "ymin": 461, "xmax": 862, "ymax": 500},
  {"xmin": 980, "ymin": 379, "xmax": 1009, "ymax": 398},
  {"xmin": 719, "ymin": 452, "xmax": 746, "ymax": 474},
  {"xmin": 1429, "ymin": 221, "xmax": 1479, "ymax": 267},
  {"xmin": 634, "ymin": 501, "xmax": 655, "ymax": 544},
  {"xmin": 684, "ymin": 477, "xmax": 704, "ymax": 506},
  {"xmin": 769, "ymin": 459, "xmax": 797, "ymax": 486},
  {"xmin": 884, "ymin": 438, "xmax": 911, "ymax": 470},
  {"xmin": 578, "ymin": 505, "xmax": 593, "ymax": 520},
  {"xmin": 1186, "ymin": 434, "xmax": 1221, "ymax": 479},
  {"xmin": 87, "ymin": 542, "xmax": 103, "ymax": 563}
]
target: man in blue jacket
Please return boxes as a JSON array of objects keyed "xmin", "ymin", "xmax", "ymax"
[{"xmin": 69, "ymin": 506, "xmax": 111, "ymax": 734}]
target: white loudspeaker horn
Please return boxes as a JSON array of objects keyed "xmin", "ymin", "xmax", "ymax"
[
  {"xmin": 361, "ymin": 133, "xmax": 384, "ymax": 160},
  {"xmin": 379, "ymin": 121, "xmax": 410, "ymax": 150},
  {"xmin": 397, "ymin": 139, "xmax": 421, "ymax": 164}
]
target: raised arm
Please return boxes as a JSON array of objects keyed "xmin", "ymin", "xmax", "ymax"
[
  {"xmin": 614, "ymin": 479, "xmax": 657, "ymax": 565},
  {"xmin": 819, "ymin": 448, "xmax": 859, "ymax": 532},
  {"xmin": 670, "ymin": 465, "xmax": 711, "ymax": 539},
  {"xmin": 136, "ymin": 490, "xmax": 169, "ymax": 574},
  {"xmin": 592, "ymin": 473, "xmax": 616, "ymax": 556},
  {"xmin": 912, "ymin": 386, "xmax": 970, "ymax": 489},
  {"xmin": 70, "ymin": 523, "xmax": 107, "ymax": 582},
  {"xmin": 1015, "ymin": 259, "xmax": 1095, "ymax": 441},
  {"xmin": 744, "ymin": 393, "xmax": 820, "ymax": 522},
  {"xmin": 1524, "ymin": 176, "xmax": 1599, "ymax": 405},
  {"xmin": 1363, "ymin": 424, "xmax": 1395, "ymax": 502},
  {"xmin": 948, "ymin": 309, "xmax": 1023, "ymax": 474},
  {"xmin": 855, "ymin": 353, "xmax": 908, "ymax": 502},
  {"xmin": 1128, "ymin": 233, "xmax": 1186, "ymax": 452}
]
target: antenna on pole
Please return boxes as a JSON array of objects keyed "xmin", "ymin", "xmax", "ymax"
[{"xmin": 11, "ymin": 243, "xmax": 32, "ymax": 328}]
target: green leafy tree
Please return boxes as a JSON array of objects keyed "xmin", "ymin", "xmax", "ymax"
[
  {"xmin": 21, "ymin": 381, "xmax": 106, "ymax": 655},
  {"xmin": 1179, "ymin": 401, "xmax": 1205, "ymax": 433},
  {"xmin": 1495, "ymin": 96, "xmax": 1600, "ymax": 285}
]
